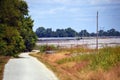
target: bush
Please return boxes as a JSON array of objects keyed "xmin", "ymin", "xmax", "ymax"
[{"xmin": 39, "ymin": 45, "xmax": 57, "ymax": 53}]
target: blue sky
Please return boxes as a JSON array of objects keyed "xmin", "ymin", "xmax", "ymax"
[{"xmin": 25, "ymin": 0, "xmax": 120, "ymax": 32}]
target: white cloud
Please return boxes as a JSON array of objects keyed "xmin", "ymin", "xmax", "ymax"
[
  {"xmin": 28, "ymin": 7, "xmax": 66, "ymax": 20},
  {"xmin": 38, "ymin": 7, "xmax": 65, "ymax": 15}
]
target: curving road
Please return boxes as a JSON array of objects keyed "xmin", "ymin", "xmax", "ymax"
[{"xmin": 3, "ymin": 52, "xmax": 58, "ymax": 80}]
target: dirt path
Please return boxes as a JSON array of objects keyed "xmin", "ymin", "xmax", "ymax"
[{"xmin": 3, "ymin": 52, "xmax": 58, "ymax": 80}]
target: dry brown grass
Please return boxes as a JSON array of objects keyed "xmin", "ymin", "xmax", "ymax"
[
  {"xmin": 31, "ymin": 53, "xmax": 79, "ymax": 80},
  {"xmin": 30, "ymin": 47, "xmax": 92, "ymax": 80},
  {"xmin": 58, "ymin": 46, "xmax": 95, "ymax": 54},
  {"xmin": 30, "ymin": 46, "xmax": 120, "ymax": 80},
  {"xmin": 0, "ymin": 56, "xmax": 10, "ymax": 80},
  {"xmin": 82, "ymin": 64, "xmax": 120, "ymax": 80}
]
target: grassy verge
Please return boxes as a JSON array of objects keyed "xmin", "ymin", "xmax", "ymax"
[
  {"xmin": 0, "ymin": 56, "xmax": 10, "ymax": 80},
  {"xmin": 31, "ymin": 46, "xmax": 120, "ymax": 80},
  {"xmin": 57, "ymin": 46, "xmax": 120, "ymax": 70}
]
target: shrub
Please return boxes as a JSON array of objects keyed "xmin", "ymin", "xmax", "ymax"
[
  {"xmin": 0, "ymin": 25, "xmax": 25, "ymax": 56},
  {"xmin": 39, "ymin": 45, "xmax": 57, "ymax": 53}
]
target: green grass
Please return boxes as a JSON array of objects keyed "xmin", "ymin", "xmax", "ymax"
[
  {"xmin": 89, "ymin": 46, "xmax": 120, "ymax": 70},
  {"xmin": 57, "ymin": 46, "xmax": 120, "ymax": 70}
]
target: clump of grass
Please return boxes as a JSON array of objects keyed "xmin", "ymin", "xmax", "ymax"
[
  {"xmin": 39, "ymin": 45, "xmax": 57, "ymax": 53},
  {"xmin": 89, "ymin": 46, "xmax": 120, "ymax": 70},
  {"xmin": 33, "ymin": 45, "xmax": 41, "ymax": 50}
]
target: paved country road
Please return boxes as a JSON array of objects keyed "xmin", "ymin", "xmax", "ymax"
[{"xmin": 3, "ymin": 52, "xmax": 58, "ymax": 80}]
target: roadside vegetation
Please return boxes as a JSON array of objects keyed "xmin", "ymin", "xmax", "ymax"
[
  {"xmin": 31, "ymin": 45, "xmax": 120, "ymax": 80},
  {"xmin": 0, "ymin": 0, "xmax": 37, "ymax": 57},
  {"xmin": 0, "ymin": 56, "xmax": 10, "ymax": 80},
  {"xmin": 39, "ymin": 45, "xmax": 57, "ymax": 53}
]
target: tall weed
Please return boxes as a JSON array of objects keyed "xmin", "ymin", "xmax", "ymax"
[{"xmin": 57, "ymin": 46, "xmax": 120, "ymax": 70}]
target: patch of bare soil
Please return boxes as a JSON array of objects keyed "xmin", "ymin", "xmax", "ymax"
[{"xmin": 0, "ymin": 56, "xmax": 10, "ymax": 80}]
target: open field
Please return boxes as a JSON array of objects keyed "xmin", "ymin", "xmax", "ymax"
[
  {"xmin": 37, "ymin": 38, "xmax": 120, "ymax": 49},
  {"xmin": 31, "ymin": 46, "xmax": 120, "ymax": 80}
]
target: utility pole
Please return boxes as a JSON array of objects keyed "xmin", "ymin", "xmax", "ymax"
[
  {"xmin": 96, "ymin": 11, "xmax": 98, "ymax": 50},
  {"xmin": 82, "ymin": 30, "xmax": 84, "ymax": 46}
]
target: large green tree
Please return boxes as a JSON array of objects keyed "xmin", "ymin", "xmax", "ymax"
[
  {"xmin": 0, "ymin": 0, "xmax": 37, "ymax": 56},
  {"xmin": 20, "ymin": 16, "xmax": 37, "ymax": 51},
  {"xmin": 0, "ymin": 24, "xmax": 25, "ymax": 56}
]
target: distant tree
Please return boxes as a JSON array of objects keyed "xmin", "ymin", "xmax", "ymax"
[
  {"xmin": 107, "ymin": 28, "xmax": 117, "ymax": 36},
  {"xmin": 98, "ymin": 28, "xmax": 120, "ymax": 36},
  {"xmin": 102, "ymin": 31, "xmax": 108, "ymax": 36},
  {"xmin": 36, "ymin": 27, "xmax": 46, "ymax": 37},
  {"xmin": 79, "ymin": 30, "xmax": 89, "ymax": 37},
  {"xmin": 78, "ymin": 32, "xmax": 82, "ymax": 37},
  {"xmin": 51, "ymin": 31, "xmax": 57, "ymax": 37},
  {"xmin": 65, "ymin": 28, "xmax": 76, "ymax": 37},
  {"xmin": 56, "ymin": 29, "xmax": 68, "ymax": 37},
  {"xmin": 45, "ymin": 28, "xmax": 53, "ymax": 37},
  {"xmin": 35, "ymin": 27, "xmax": 120, "ymax": 38},
  {"xmin": 90, "ymin": 32, "xmax": 96, "ymax": 37},
  {"xmin": 99, "ymin": 30, "xmax": 104, "ymax": 36},
  {"xmin": 115, "ymin": 31, "xmax": 120, "ymax": 36}
]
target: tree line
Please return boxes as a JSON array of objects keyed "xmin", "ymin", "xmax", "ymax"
[
  {"xmin": 0, "ymin": 0, "xmax": 37, "ymax": 56},
  {"xmin": 36, "ymin": 27, "xmax": 120, "ymax": 37}
]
